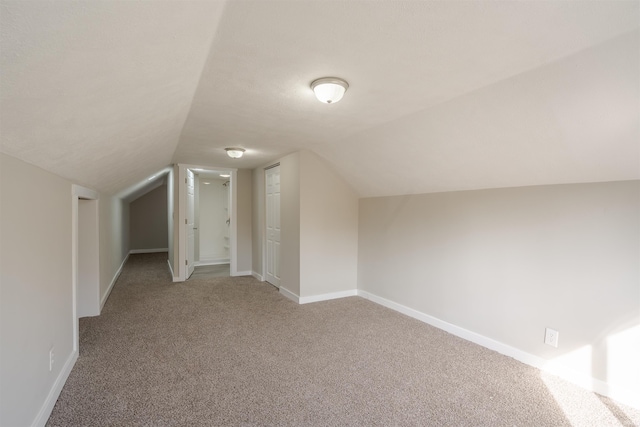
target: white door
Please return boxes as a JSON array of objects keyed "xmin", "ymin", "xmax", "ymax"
[
  {"xmin": 186, "ymin": 169, "xmax": 195, "ymax": 278},
  {"xmin": 265, "ymin": 166, "xmax": 281, "ymax": 287}
]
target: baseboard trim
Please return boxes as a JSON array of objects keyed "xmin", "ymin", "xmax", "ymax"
[
  {"xmin": 100, "ymin": 253, "xmax": 129, "ymax": 310},
  {"xmin": 195, "ymin": 260, "xmax": 229, "ymax": 266},
  {"xmin": 31, "ymin": 349, "xmax": 78, "ymax": 427},
  {"xmin": 252, "ymin": 271, "xmax": 264, "ymax": 281},
  {"xmin": 129, "ymin": 248, "xmax": 168, "ymax": 254},
  {"xmin": 357, "ymin": 290, "xmax": 640, "ymax": 410},
  {"xmin": 299, "ymin": 289, "xmax": 358, "ymax": 305},
  {"xmin": 234, "ymin": 270, "xmax": 252, "ymax": 276},
  {"xmin": 279, "ymin": 287, "xmax": 299, "ymax": 303}
]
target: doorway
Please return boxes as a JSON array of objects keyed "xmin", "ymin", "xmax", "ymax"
[
  {"xmin": 71, "ymin": 185, "xmax": 99, "ymax": 353},
  {"xmin": 195, "ymin": 173, "xmax": 230, "ymax": 267},
  {"xmin": 176, "ymin": 164, "xmax": 237, "ymax": 281},
  {"xmin": 265, "ymin": 164, "xmax": 281, "ymax": 287}
]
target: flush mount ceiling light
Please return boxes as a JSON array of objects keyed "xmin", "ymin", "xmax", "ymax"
[
  {"xmin": 225, "ymin": 148, "xmax": 245, "ymax": 159},
  {"xmin": 311, "ymin": 77, "xmax": 349, "ymax": 104},
  {"xmin": 220, "ymin": 173, "xmax": 231, "ymax": 178}
]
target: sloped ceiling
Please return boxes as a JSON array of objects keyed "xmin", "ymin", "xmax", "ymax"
[
  {"xmin": 0, "ymin": 0, "xmax": 225, "ymax": 194},
  {"xmin": 1, "ymin": 0, "xmax": 638, "ymax": 197}
]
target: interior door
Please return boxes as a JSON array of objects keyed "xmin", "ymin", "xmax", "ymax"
[
  {"xmin": 186, "ymin": 169, "xmax": 195, "ymax": 278},
  {"xmin": 265, "ymin": 165, "xmax": 281, "ymax": 287}
]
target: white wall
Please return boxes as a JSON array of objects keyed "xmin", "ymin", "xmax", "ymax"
[
  {"xmin": 299, "ymin": 151, "xmax": 358, "ymax": 298},
  {"xmin": 358, "ymin": 180, "xmax": 640, "ymax": 402},
  {"xmin": 0, "ymin": 153, "xmax": 75, "ymax": 426},
  {"xmin": 197, "ymin": 177, "xmax": 228, "ymax": 263},
  {"xmin": 129, "ymin": 184, "xmax": 168, "ymax": 251}
]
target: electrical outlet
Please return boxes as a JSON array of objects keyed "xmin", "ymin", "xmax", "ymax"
[
  {"xmin": 544, "ymin": 328, "xmax": 559, "ymax": 348},
  {"xmin": 49, "ymin": 347, "xmax": 55, "ymax": 372}
]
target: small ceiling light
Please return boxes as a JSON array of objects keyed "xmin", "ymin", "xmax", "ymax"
[
  {"xmin": 203, "ymin": 181, "xmax": 210, "ymax": 185},
  {"xmin": 225, "ymin": 147, "xmax": 245, "ymax": 159},
  {"xmin": 311, "ymin": 77, "xmax": 349, "ymax": 104},
  {"xmin": 220, "ymin": 173, "xmax": 231, "ymax": 178}
]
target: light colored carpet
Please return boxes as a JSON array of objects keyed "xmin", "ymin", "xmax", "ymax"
[{"xmin": 46, "ymin": 253, "xmax": 639, "ymax": 426}]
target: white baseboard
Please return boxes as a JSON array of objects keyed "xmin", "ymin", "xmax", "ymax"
[
  {"xmin": 279, "ymin": 287, "xmax": 299, "ymax": 303},
  {"xmin": 234, "ymin": 270, "xmax": 252, "ymax": 276},
  {"xmin": 31, "ymin": 349, "xmax": 78, "ymax": 427},
  {"xmin": 195, "ymin": 260, "xmax": 229, "ymax": 266},
  {"xmin": 252, "ymin": 271, "xmax": 264, "ymax": 281},
  {"xmin": 299, "ymin": 289, "xmax": 358, "ymax": 305},
  {"xmin": 357, "ymin": 290, "xmax": 640, "ymax": 410},
  {"xmin": 100, "ymin": 252, "xmax": 129, "ymax": 310},
  {"xmin": 129, "ymin": 248, "xmax": 168, "ymax": 254}
]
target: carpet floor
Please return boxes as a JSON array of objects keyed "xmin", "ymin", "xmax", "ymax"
[{"xmin": 47, "ymin": 253, "xmax": 639, "ymax": 426}]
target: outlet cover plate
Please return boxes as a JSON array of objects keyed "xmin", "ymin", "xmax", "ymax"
[{"xmin": 544, "ymin": 328, "xmax": 559, "ymax": 348}]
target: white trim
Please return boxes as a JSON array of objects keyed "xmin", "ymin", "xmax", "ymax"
[
  {"xmin": 31, "ymin": 350, "xmax": 78, "ymax": 427},
  {"xmin": 299, "ymin": 289, "xmax": 358, "ymax": 305},
  {"xmin": 72, "ymin": 184, "xmax": 99, "ymax": 200},
  {"xmin": 167, "ymin": 259, "xmax": 175, "ymax": 279},
  {"xmin": 195, "ymin": 259, "xmax": 229, "ymax": 266},
  {"xmin": 71, "ymin": 184, "xmax": 99, "ymax": 354},
  {"xmin": 279, "ymin": 287, "xmax": 299, "ymax": 303},
  {"xmin": 234, "ymin": 270, "xmax": 252, "ymax": 276},
  {"xmin": 252, "ymin": 271, "xmax": 264, "ymax": 281},
  {"xmin": 129, "ymin": 248, "xmax": 168, "ymax": 254},
  {"xmin": 101, "ymin": 253, "xmax": 129, "ymax": 310},
  {"xmin": 357, "ymin": 290, "xmax": 640, "ymax": 410}
]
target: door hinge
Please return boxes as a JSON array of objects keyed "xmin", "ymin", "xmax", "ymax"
[
  {"xmin": 185, "ymin": 177, "xmax": 187, "ymax": 184},
  {"xmin": 185, "ymin": 219, "xmax": 187, "ymax": 224},
  {"xmin": 185, "ymin": 259, "xmax": 188, "ymax": 265}
]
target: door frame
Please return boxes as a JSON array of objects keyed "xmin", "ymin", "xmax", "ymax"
[
  {"xmin": 71, "ymin": 184, "xmax": 99, "ymax": 353},
  {"xmin": 175, "ymin": 163, "xmax": 238, "ymax": 281}
]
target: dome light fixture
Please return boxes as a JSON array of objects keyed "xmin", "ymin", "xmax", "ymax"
[
  {"xmin": 311, "ymin": 77, "xmax": 349, "ymax": 104},
  {"xmin": 225, "ymin": 147, "xmax": 245, "ymax": 159}
]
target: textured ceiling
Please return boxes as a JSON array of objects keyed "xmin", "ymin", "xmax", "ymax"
[
  {"xmin": 1, "ymin": 0, "xmax": 639, "ymax": 197},
  {"xmin": 0, "ymin": 0, "xmax": 225, "ymax": 194}
]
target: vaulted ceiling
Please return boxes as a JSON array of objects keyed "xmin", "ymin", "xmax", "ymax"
[{"xmin": 1, "ymin": 0, "xmax": 638, "ymax": 197}]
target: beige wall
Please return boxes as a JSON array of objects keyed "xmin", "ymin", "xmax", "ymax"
[
  {"xmin": 0, "ymin": 153, "xmax": 131, "ymax": 425},
  {"xmin": 0, "ymin": 153, "xmax": 74, "ymax": 426},
  {"xmin": 358, "ymin": 180, "xmax": 640, "ymax": 395},
  {"xmin": 299, "ymin": 151, "xmax": 358, "ymax": 297},
  {"xmin": 252, "ymin": 151, "xmax": 359, "ymax": 298},
  {"xmin": 236, "ymin": 169, "xmax": 253, "ymax": 273},
  {"xmin": 129, "ymin": 184, "xmax": 168, "ymax": 250},
  {"xmin": 279, "ymin": 153, "xmax": 301, "ymax": 295},
  {"xmin": 251, "ymin": 166, "xmax": 263, "ymax": 276},
  {"xmin": 99, "ymin": 194, "xmax": 129, "ymax": 303}
]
